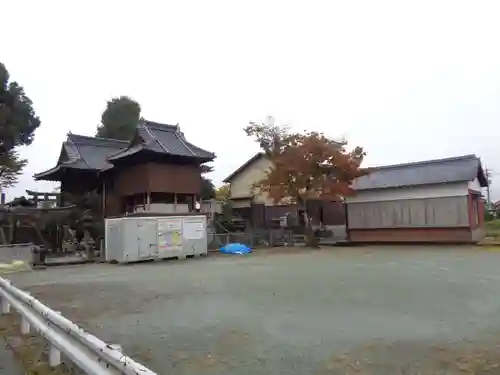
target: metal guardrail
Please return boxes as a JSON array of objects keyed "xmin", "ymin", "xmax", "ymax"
[{"xmin": 0, "ymin": 277, "xmax": 158, "ymax": 375}]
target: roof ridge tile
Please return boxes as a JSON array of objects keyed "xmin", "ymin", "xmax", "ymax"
[
  {"xmin": 67, "ymin": 133, "xmax": 130, "ymax": 147},
  {"xmin": 175, "ymin": 128, "xmax": 196, "ymax": 156},
  {"xmin": 142, "ymin": 122, "xmax": 170, "ymax": 152},
  {"xmin": 367, "ymin": 154, "xmax": 478, "ymax": 171},
  {"xmin": 141, "ymin": 119, "xmax": 178, "ymax": 132}
]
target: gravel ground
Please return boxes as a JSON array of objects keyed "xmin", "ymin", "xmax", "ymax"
[{"xmin": 7, "ymin": 246, "xmax": 500, "ymax": 375}]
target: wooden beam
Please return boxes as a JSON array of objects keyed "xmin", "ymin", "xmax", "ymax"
[
  {"xmin": 102, "ymin": 182, "xmax": 106, "ymax": 218},
  {"xmin": 0, "ymin": 226, "xmax": 6, "ymax": 245}
]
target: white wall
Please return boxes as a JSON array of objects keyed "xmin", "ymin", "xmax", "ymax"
[
  {"xmin": 232, "ymin": 199, "xmax": 253, "ymax": 208},
  {"xmin": 229, "ymin": 155, "xmax": 290, "ymax": 206},
  {"xmin": 200, "ymin": 200, "xmax": 223, "ymax": 214},
  {"xmin": 229, "ymin": 156, "xmax": 273, "ymax": 203},
  {"xmin": 134, "ymin": 203, "xmax": 189, "ymax": 213},
  {"xmin": 468, "ymin": 178, "xmax": 482, "ymax": 193},
  {"xmin": 346, "ymin": 182, "xmax": 469, "ymax": 204}
]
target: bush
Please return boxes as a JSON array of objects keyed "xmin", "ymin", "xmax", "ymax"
[
  {"xmin": 484, "ymin": 209, "xmax": 495, "ymax": 222},
  {"xmin": 485, "ymin": 219, "xmax": 500, "ymax": 229},
  {"xmin": 485, "ymin": 219, "xmax": 500, "ymax": 238}
]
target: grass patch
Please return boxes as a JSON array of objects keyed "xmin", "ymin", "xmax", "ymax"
[
  {"xmin": 485, "ymin": 219, "xmax": 500, "ymax": 232},
  {"xmin": 484, "ymin": 219, "xmax": 500, "ymax": 243},
  {"xmin": 485, "ymin": 219, "xmax": 500, "ymax": 229},
  {"xmin": 0, "ymin": 313, "xmax": 80, "ymax": 375}
]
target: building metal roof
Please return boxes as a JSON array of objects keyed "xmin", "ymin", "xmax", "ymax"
[
  {"xmin": 34, "ymin": 120, "xmax": 215, "ymax": 181},
  {"xmin": 352, "ymin": 154, "xmax": 488, "ymax": 191},
  {"xmin": 222, "ymin": 153, "xmax": 488, "ymax": 193}
]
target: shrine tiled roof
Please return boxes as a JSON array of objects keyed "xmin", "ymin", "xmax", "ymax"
[
  {"xmin": 34, "ymin": 120, "xmax": 215, "ymax": 181},
  {"xmin": 107, "ymin": 120, "xmax": 214, "ymax": 162},
  {"xmin": 63, "ymin": 134, "xmax": 128, "ymax": 170}
]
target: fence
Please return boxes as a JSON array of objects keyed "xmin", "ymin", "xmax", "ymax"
[
  {"xmin": 0, "ymin": 276, "xmax": 157, "ymax": 375},
  {"xmin": 207, "ymin": 229, "xmax": 298, "ymax": 251},
  {"xmin": 207, "ymin": 226, "xmax": 348, "ymax": 251}
]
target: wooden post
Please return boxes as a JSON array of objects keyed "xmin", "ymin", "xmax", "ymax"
[
  {"xmin": 57, "ymin": 185, "xmax": 62, "ymax": 206},
  {"xmin": 101, "ymin": 182, "xmax": 106, "ymax": 218},
  {"xmin": 146, "ymin": 192, "xmax": 151, "ymax": 211},
  {"xmin": 0, "ymin": 227, "xmax": 6, "ymax": 245},
  {"xmin": 194, "ymin": 195, "xmax": 200, "ymax": 212},
  {"xmin": 7, "ymin": 217, "xmax": 14, "ymax": 244}
]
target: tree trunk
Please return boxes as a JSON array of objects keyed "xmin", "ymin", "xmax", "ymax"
[
  {"xmin": 303, "ymin": 198, "xmax": 319, "ymax": 248},
  {"xmin": 304, "ymin": 214, "xmax": 319, "ymax": 248}
]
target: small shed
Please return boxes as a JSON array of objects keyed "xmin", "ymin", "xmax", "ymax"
[
  {"xmin": 105, "ymin": 212, "xmax": 208, "ymax": 263},
  {"xmin": 346, "ymin": 155, "xmax": 488, "ymax": 243}
]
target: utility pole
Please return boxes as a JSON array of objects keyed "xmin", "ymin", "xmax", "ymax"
[{"xmin": 485, "ymin": 166, "xmax": 492, "ymax": 212}]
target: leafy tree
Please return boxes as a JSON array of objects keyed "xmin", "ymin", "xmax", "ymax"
[
  {"xmin": 245, "ymin": 119, "xmax": 366, "ymax": 247},
  {"xmin": 485, "ymin": 201, "xmax": 495, "ymax": 221},
  {"xmin": 215, "ymin": 184, "xmax": 230, "ymax": 201},
  {"xmin": 95, "ymin": 96, "xmax": 141, "ymax": 140},
  {"xmin": 213, "ymin": 184, "xmax": 234, "ymax": 232},
  {"xmin": 199, "ymin": 163, "xmax": 216, "ymax": 200},
  {"xmin": 0, "ymin": 62, "xmax": 41, "ymax": 188},
  {"xmin": 200, "ymin": 178, "xmax": 216, "ymax": 200},
  {"xmin": 0, "ymin": 151, "xmax": 27, "ymax": 189},
  {"xmin": 200, "ymin": 164, "xmax": 213, "ymax": 173},
  {"xmin": 246, "ymin": 116, "xmax": 289, "ymax": 154}
]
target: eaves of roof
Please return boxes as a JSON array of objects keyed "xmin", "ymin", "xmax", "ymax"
[{"xmin": 223, "ymin": 152, "xmax": 266, "ymax": 183}]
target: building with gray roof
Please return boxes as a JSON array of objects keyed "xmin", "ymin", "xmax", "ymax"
[{"xmin": 346, "ymin": 154, "xmax": 488, "ymax": 243}]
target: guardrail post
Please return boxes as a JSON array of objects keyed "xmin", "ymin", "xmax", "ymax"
[
  {"xmin": 1, "ymin": 296, "xmax": 10, "ymax": 314},
  {"xmin": 20, "ymin": 316, "xmax": 30, "ymax": 334},
  {"xmin": 1, "ymin": 276, "xmax": 158, "ymax": 374},
  {"xmin": 1, "ymin": 279, "xmax": 11, "ymax": 314},
  {"xmin": 49, "ymin": 344, "xmax": 61, "ymax": 367}
]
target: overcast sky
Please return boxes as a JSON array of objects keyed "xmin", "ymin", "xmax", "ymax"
[{"xmin": 2, "ymin": 1, "xmax": 500, "ymax": 200}]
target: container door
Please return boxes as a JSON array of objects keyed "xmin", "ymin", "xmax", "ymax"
[{"xmin": 137, "ymin": 220, "xmax": 158, "ymax": 259}]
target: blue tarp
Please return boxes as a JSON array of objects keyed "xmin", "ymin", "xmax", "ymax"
[{"xmin": 219, "ymin": 243, "xmax": 252, "ymax": 255}]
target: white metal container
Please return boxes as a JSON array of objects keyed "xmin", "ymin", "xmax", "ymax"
[{"xmin": 104, "ymin": 214, "xmax": 207, "ymax": 263}]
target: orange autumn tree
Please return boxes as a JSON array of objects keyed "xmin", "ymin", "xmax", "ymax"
[{"xmin": 244, "ymin": 118, "xmax": 366, "ymax": 247}]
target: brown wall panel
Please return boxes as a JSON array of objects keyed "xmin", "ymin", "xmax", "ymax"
[
  {"xmin": 349, "ymin": 227, "xmax": 473, "ymax": 243},
  {"xmin": 347, "ymin": 196, "xmax": 470, "ymax": 229},
  {"xmin": 114, "ymin": 163, "xmax": 202, "ymax": 196}
]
